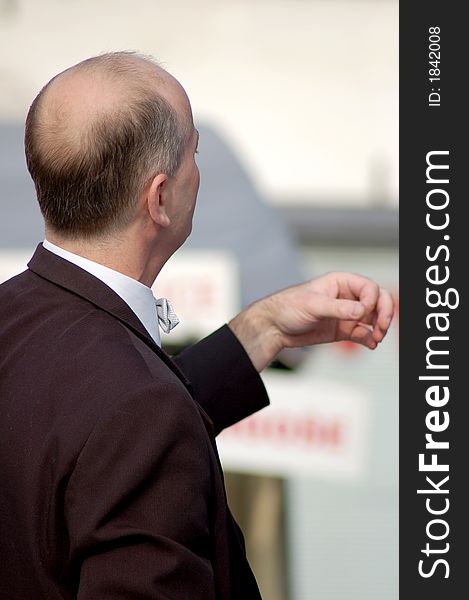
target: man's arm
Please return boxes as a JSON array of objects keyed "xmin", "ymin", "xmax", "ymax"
[
  {"xmin": 173, "ymin": 326, "xmax": 269, "ymax": 436},
  {"xmin": 228, "ymin": 271, "xmax": 395, "ymax": 372},
  {"xmin": 175, "ymin": 272, "xmax": 393, "ymax": 435}
]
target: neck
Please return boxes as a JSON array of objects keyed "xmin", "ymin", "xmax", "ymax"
[{"xmin": 46, "ymin": 230, "xmax": 167, "ymax": 288}]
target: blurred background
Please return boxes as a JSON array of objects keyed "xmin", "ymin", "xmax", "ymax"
[{"xmin": 0, "ymin": 1, "xmax": 398, "ymax": 599}]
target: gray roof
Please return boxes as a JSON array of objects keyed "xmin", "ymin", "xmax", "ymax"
[{"xmin": 0, "ymin": 122, "xmax": 304, "ymax": 308}]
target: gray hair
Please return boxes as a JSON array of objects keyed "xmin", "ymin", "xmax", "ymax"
[{"xmin": 25, "ymin": 52, "xmax": 190, "ymax": 238}]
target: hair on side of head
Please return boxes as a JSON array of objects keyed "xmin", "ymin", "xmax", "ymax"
[{"xmin": 24, "ymin": 52, "xmax": 189, "ymax": 239}]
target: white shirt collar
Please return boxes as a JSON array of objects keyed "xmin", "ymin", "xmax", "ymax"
[{"xmin": 43, "ymin": 239, "xmax": 161, "ymax": 346}]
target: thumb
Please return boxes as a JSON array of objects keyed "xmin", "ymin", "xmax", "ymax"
[{"xmin": 312, "ymin": 296, "xmax": 365, "ymax": 320}]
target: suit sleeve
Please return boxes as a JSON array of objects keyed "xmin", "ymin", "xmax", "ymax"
[
  {"xmin": 65, "ymin": 383, "xmax": 216, "ymax": 600},
  {"xmin": 173, "ymin": 325, "xmax": 269, "ymax": 436}
]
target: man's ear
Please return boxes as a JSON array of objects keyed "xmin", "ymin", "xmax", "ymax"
[{"xmin": 146, "ymin": 173, "xmax": 171, "ymax": 227}]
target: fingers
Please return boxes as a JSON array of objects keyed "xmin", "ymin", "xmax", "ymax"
[
  {"xmin": 311, "ymin": 290, "xmax": 393, "ymax": 343},
  {"xmin": 297, "ymin": 273, "xmax": 394, "ymax": 351},
  {"xmin": 359, "ymin": 288, "xmax": 394, "ymax": 343},
  {"xmin": 371, "ymin": 288, "xmax": 394, "ymax": 342},
  {"xmin": 342, "ymin": 272, "xmax": 380, "ymax": 313},
  {"xmin": 328, "ymin": 273, "xmax": 394, "ymax": 344},
  {"xmin": 348, "ymin": 323, "xmax": 377, "ymax": 350},
  {"xmin": 311, "ymin": 295, "xmax": 366, "ymax": 321}
]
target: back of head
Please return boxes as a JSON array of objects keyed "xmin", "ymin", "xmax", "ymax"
[{"xmin": 24, "ymin": 52, "xmax": 189, "ymax": 239}]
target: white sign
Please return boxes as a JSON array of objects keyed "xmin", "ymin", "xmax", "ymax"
[
  {"xmin": 217, "ymin": 371, "xmax": 370, "ymax": 481},
  {"xmin": 152, "ymin": 250, "xmax": 240, "ymax": 343},
  {"xmin": 0, "ymin": 250, "xmax": 30, "ymax": 283}
]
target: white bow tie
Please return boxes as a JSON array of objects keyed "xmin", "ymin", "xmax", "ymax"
[{"xmin": 155, "ymin": 297, "xmax": 179, "ymax": 334}]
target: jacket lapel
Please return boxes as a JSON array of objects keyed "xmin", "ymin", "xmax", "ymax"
[{"xmin": 27, "ymin": 244, "xmax": 195, "ymax": 396}]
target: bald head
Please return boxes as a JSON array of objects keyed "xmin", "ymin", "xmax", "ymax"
[{"xmin": 25, "ymin": 52, "xmax": 191, "ymax": 238}]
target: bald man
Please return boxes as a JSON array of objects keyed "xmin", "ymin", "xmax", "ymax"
[{"xmin": 0, "ymin": 52, "xmax": 393, "ymax": 599}]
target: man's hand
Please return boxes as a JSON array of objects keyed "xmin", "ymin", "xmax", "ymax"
[{"xmin": 229, "ymin": 272, "xmax": 395, "ymax": 372}]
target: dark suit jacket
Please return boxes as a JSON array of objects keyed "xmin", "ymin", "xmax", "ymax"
[{"xmin": 0, "ymin": 244, "xmax": 269, "ymax": 599}]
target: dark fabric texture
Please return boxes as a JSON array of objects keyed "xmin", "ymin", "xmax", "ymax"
[{"xmin": 0, "ymin": 244, "xmax": 269, "ymax": 600}]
